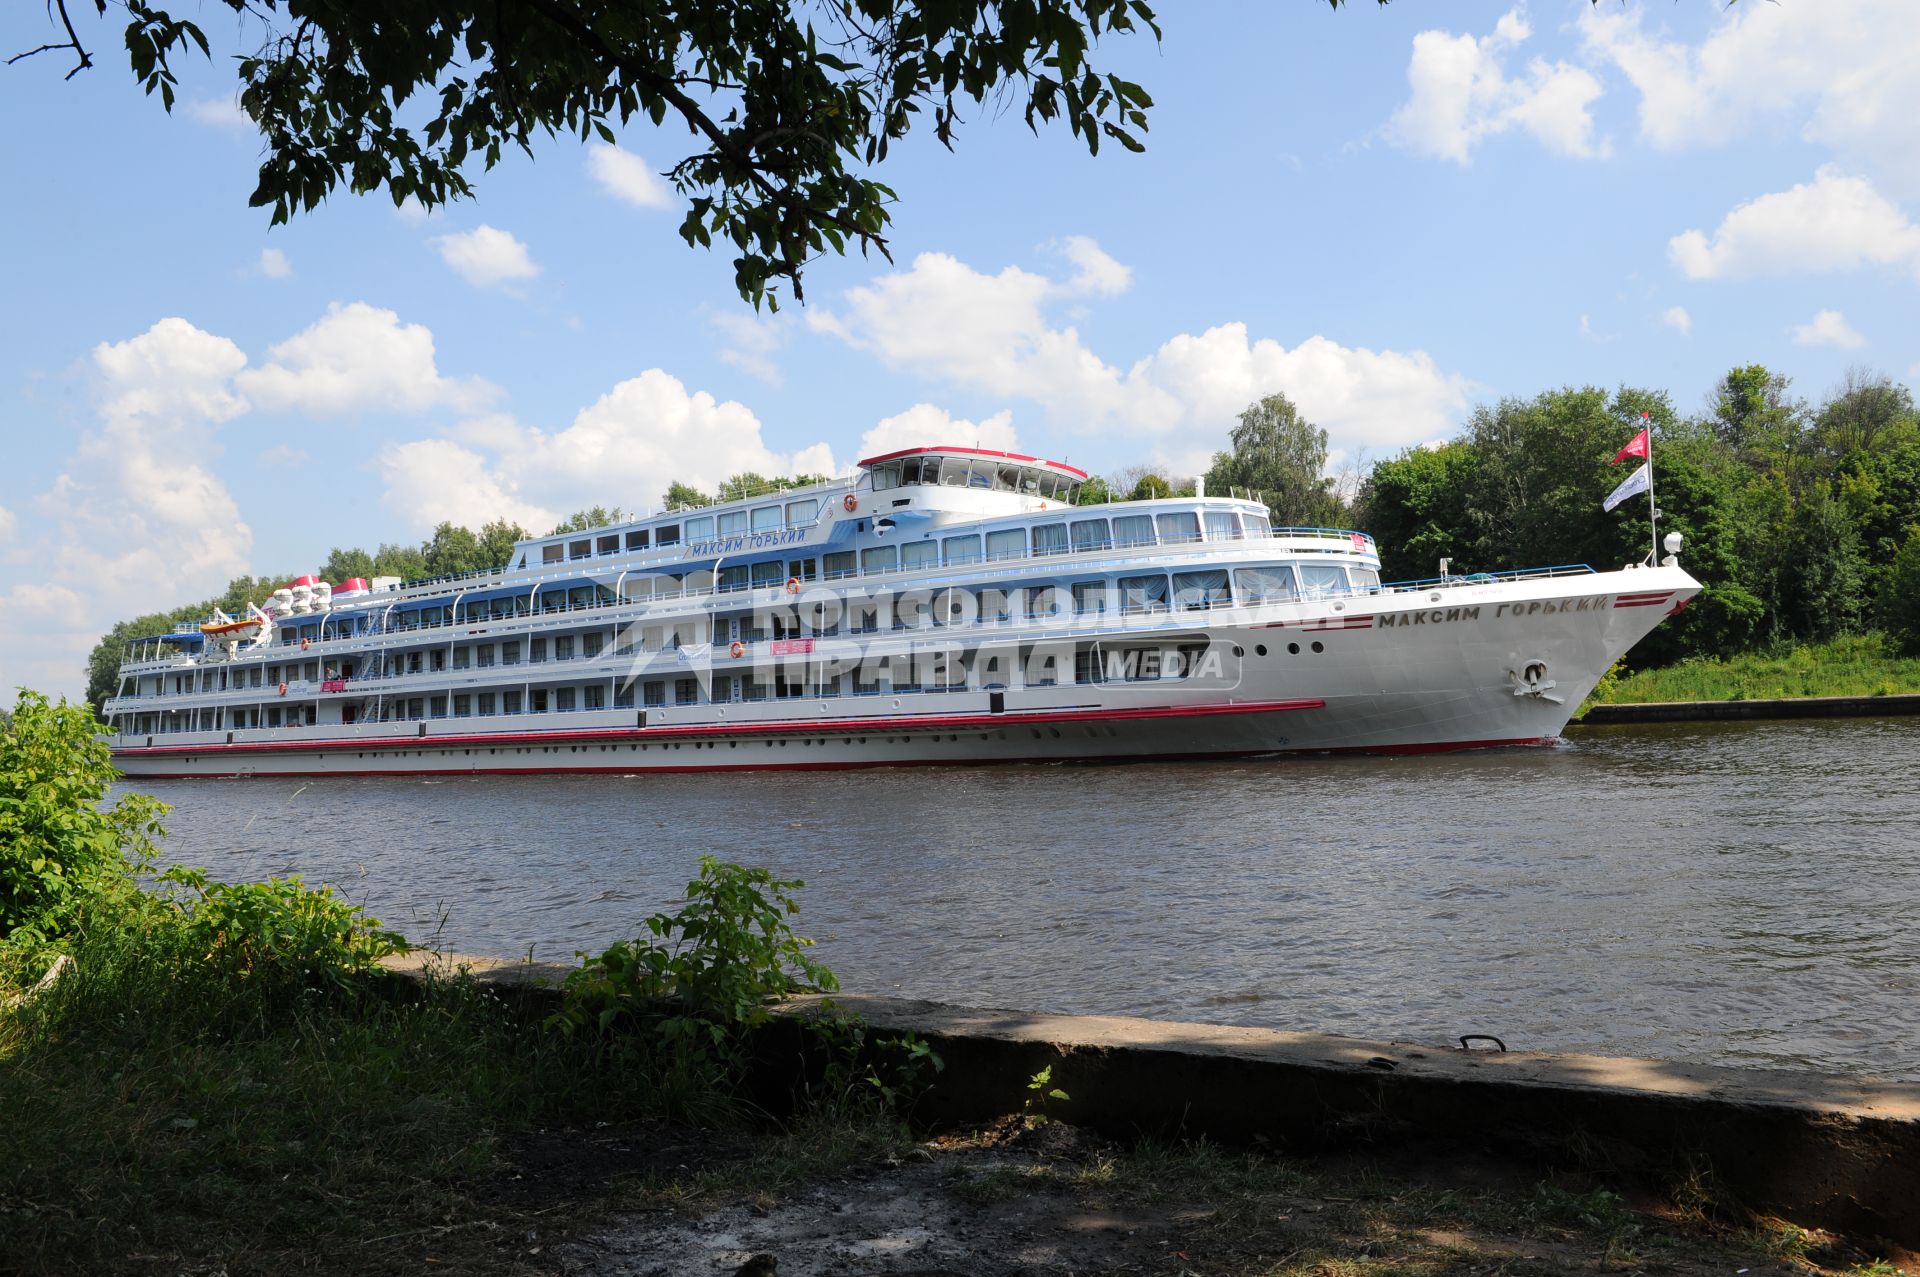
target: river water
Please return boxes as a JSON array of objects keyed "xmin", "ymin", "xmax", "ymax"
[{"xmin": 118, "ymin": 717, "xmax": 1920, "ymax": 1079}]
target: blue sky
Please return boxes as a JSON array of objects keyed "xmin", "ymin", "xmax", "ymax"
[{"xmin": 2, "ymin": 0, "xmax": 1916, "ymax": 698}]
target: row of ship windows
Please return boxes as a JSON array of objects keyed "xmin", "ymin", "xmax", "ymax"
[
  {"xmin": 536, "ymin": 498, "xmax": 824, "ymax": 564},
  {"xmin": 868, "ymin": 456, "xmax": 1080, "ymax": 500}
]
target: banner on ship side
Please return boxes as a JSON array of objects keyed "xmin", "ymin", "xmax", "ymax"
[{"xmin": 1603, "ymin": 463, "xmax": 1650, "ymax": 512}]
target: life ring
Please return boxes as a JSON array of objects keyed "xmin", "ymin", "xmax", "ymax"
[
  {"xmin": 842, "ymin": 493, "xmax": 859, "ymax": 513},
  {"xmin": 277, "ymin": 682, "xmax": 288, "ymax": 696},
  {"xmin": 729, "ymin": 640, "xmax": 745, "ymax": 659},
  {"xmin": 300, "ymin": 638, "xmax": 311, "ymax": 650},
  {"xmin": 785, "ymin": 576, "xmax": 801, "ymax": 594}
]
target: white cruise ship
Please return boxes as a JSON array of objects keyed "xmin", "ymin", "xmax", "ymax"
[{"xmin": 104, "ymin": 444, "xmax": 1700, "ymax": 778}]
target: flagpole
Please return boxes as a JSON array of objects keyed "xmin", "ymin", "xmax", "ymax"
[{"xmin": 1644, "ymin": 414, "xmax": 1658, "ymax": 567}]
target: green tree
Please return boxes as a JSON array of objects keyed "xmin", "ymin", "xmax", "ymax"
[
  {"xmin": 1074, "ymin": 476, "xmax": 1118, "ymax": 506},
  {"xmin": 1205, "ymin": 391, "xmax": 1340, "ymax": 528},
  {"xmin": 663, "ymin": 481, "xmax": 711, "ymax": 510},
  {"xmin": 421, "ymin": 521, "xmax": 487, "ymax": 576},
  {"xmin": 25, "ymin": 0, "xmax": 1182, "ymax": 306},
  {"xmin": 321, "ymin": 546, "xmax": 375, "ymax": 582},
  {"xmin": 1811, "ymin": 367, "xmax": 1919, "ymax": 461},
  {"xmin": 1711, "ymin": 364, "xmax": 1804, "ymax": 457},
  {"xmin": 1886, "ymin": 527, "xmax": 1920, "ymax": 656},
  {"xmin": 1, "ymin": 689, "xmax": 167, "ymax": 942},
  {"xmin": 551, "ymin": 507, "xmax": 625, "ymax": 535},
  {"xmin": 1353, "ymin": 441, "xmax": 1480, "ymax": 582},
  {"xmin": 371, "ymin": 542, "xmax": 430, "ymax": 581},
  {"xmin": 476, "ymin": 518, "xmax": 531, "ymax": 569},
  {"xmin": 1128, "ymin": 473, "xmax": 1173, "ymax": 501}
]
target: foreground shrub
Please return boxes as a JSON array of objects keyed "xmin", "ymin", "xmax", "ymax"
[{"xmin": 0, "ymin": 690, "xmax": 165, "ymax": 948}]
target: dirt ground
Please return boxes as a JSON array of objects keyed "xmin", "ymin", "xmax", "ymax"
[{"xmin": 547, "ymin": 1120, "xmax": 1912, "ymax": 1277}]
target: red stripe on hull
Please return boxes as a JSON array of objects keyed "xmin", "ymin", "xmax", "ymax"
[{"xmin": 113, "ymin": 697, "xmax": 1326, "ymax": 759}]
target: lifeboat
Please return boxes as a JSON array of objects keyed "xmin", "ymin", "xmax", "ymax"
[
  {"xmin": 199, "ymin": 615, "xmax": 263, "ymax": 640},
  {"xmin": 333, "ymin": 577, "xmax": 370, "ymax": 600}
]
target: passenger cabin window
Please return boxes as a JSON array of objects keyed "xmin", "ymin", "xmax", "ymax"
[
  {"xmin": 1071, "ymin": 581, "xmax": 1110, "ymax": 614},
  {"xmin": 1070, "ymin": 518, "xmax": 1110, "ymax": 551},
  {"xmin": 861, "ymin": 545, "xmax": 898, "ymax": 573},
  {"xmin": 785, "ymin": 498, "xmax": 818, "ymax": 526},
  {"xmin": 823, "ymin": 550, "xmax": 857, "ymax": 579},
  {"xmin": 901, "ymin": 540, "xmax": 938, "ymax": 570},
  {"xmin": 943, "ymin": 533, "xmax": 982, "ymax": 565},
  {"xmin": 718, "ymin": 510, "xmax": 748, "ymax": 535},
  {"xmin": 986, "ymin": 528, "xmax": 1025, "ymax": 560},
  {"xmin": 1204, "ymin": 511, "xmax": 1240, "ymax": 541},
  {"xmin": 719, "ymin": 565, "xmax": 749, "ymax": 592},
  {"xmin": 656, "ymin": 523, "xmax": 680, "ymax": 547},
  {"xmin": 1119, "ymin": 573, "xmax": 1170, "ymax": 612},
  {"xmin": 1156, "ymin": 511, "xmax": 1201, "ymax": 543},
  {"xmin": 751, "ymin": 505, "xmax": 782, "ymax": 532},
  {"xmin": 684, "ymin": 516, "xmax": 713, "ymax": 541},
  {"xmin": 750, "ymin": 561, "xmax": 783, "ymax": 588},
  {"xmin": 1235, "ymin": 566, "xmax": 1296, "ymax": 602},
  {"xmin": 1298, "ymin": 564, "xmax": 1349, "ymax": 599},
  {"xmin": 1111, "ymin": 514, "xmax": 1155, "ymax": 547},
  {"xmin": 542, "ymin": 544, "xmax": 564, "ymax": 564},
  {"xmin": 626, "ymin": 529, "xmax": 651, "ymax": 551},
  {"xmin": 569, "ymin": 539, "xmax": 592, "ymax": 560},
  {"xmin": 1031, "ymin": 522, "xmax": 1069, "ymax": 556},
  {"xmin": 597, "ymin": 534, "xmax": 620, "ymax": 555},
  {"xmin": 1172, "ymin": 569, "xmax": 1230, "ymax": 610}
]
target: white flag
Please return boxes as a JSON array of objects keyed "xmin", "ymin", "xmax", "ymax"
[{"xmin": 1603, "ymin": 463, "xmax": 1649, "ymax": 512}]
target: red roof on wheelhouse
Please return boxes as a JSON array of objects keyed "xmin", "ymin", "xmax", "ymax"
[{"xmin": 855, "ymin": 444, "xmax": 1089, "ymax": 480}]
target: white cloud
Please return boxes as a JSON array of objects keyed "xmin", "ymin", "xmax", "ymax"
[
  {"xmin": 1668, "ymin": 167, "xmax": 1920, "ymax": 283},
  {"xmin": 1, "ymin": 318, "xmax": 259, "ymax": 698},
  {"xmin": 857, "ymin": 405, "xmax": 1020, "ymax": 463},
  {"xmin": 257, "ymin": 444, "xmax": 309, "ymax": 467},
  {"xmin": 186, "ymin": 96, "xmax": 250, "ymax": 130},
  {"xmin": 433, "ymin": 224, "xmax": 541, "ymax": 289},
  {"xmin": 0, "ymin": 504, "xmax": 14, "ymax": 540},
  {"xmin": 1661, "ymin": 306, "xmax": 1692, "ymax": 337},
  {"xmin": 811, "ymin": 249, "xmax": 1472, "ymax": 458},
  {"xmin": 585, "ymin": 144, "xmax": 674, "ymax": 210},
  {"xmin": 394, "ymin": 197, "xmax": 441, "ymax": 225},
  {"xmin": 257, "ymin": 247, "xmax": 292, "ymax": 279},
  {"xmin": 378, "ymin": 370, "xmax": 836, "ymax": 535},
  {"xmin": 708, "ymin": 309, "xmax": 792, "ymax": 386},
  {"xmin": 237, "ymin": 302, "xmax": 497, "ymax": 415},
  {"xmin": 1580, "ymin": 0, "xmax": 1920, "ymax": 195},
  {"xmin": 1055, "ymin": 236, "xmax": 1133, "ymax": 297},
  {"xmin": 1791, "ymin": 309, "xmax": 1867, "ymax": 348},
  {"xmin": 1384, "ymin": 8, "xmax": 1608, "ymax": 163}
]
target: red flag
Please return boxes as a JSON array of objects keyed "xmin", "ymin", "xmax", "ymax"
[{"xmin": 1612, "ymin": 428, "xmax": 1649, "ymax": 466}]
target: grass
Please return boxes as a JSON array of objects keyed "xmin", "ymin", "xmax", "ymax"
[{"xmin": 1601, "ymin": 632, "xmax": 1920, "ymax": 704}]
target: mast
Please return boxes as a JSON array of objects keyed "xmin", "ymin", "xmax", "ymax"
[{"xmin": 1642, "ymin": 410, "xmax": 1659, "ymax": 567}]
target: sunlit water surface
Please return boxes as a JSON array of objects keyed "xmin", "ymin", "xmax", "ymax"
[{"xmin": 119, "ymin": 718, "xmax": 1920, "ymax": 1078}]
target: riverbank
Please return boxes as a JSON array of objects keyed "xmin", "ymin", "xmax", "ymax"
[{"xmin": 1596, "ymin": 632, "xmax": 1920, "ymax": 706}]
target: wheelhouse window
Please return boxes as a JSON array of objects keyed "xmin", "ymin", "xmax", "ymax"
[
  {"xmin": 942, "ymin": 533, "xmax": 981, "ymax": 565},
  {"xmin": 1245, "ymin": 512, "xmax": 1273, "ymax": 536},
  {"xmin": 941, "ymin": 461, "xmax": 970, "ymax": 487},
  {"xmin": 1350, "ymin": 567, "xmax": 1382, "ymax": 591},
  {"xmin": 1111, "ymin": 514, "xmax": 1155, "ymax": 547},
  {"xmin": 1204, "ymin": 511, "xmax": 1240, "ymax": 541},
  {"xmin": 901, "ymin": 540, "xmax": 938, "ymax": 570},
  {"xmin": 1031, "ymin": 522, "xmax": 1069, "ymax": 555},
  {"xmin": 861, "ymin": 545, "xmax": 898, "ymax": 573},
  {"xmin": 1235, "ymin": 566, "xmax": 1297, "ymax": 603},
  {"xmin": 1172, "ymin": 569, "xmax": 1231, "ymax": 610},
  {"xmin": 870, "ymin": 461, "xmax": 902, "ymax": 491},
  {"xmin": 751, "ymin": 504, "xmax": 782, "ymax": 532},
  {"xmin": 985, "ymin": 528, "xmax": 1026, "ymax": 560},
  {"xmin": 1155, "ymin": 511, "xmax": 1201, "ymax": 543}
]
